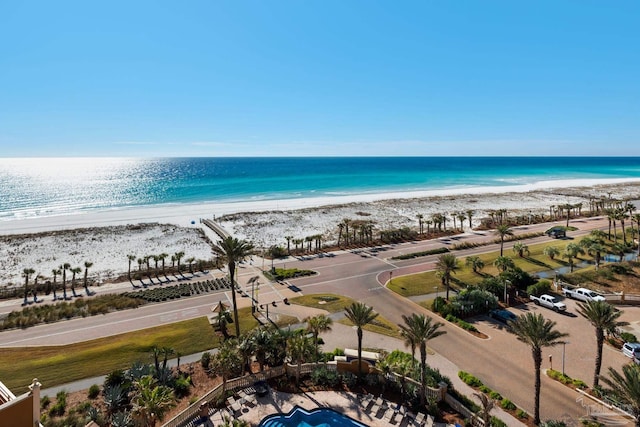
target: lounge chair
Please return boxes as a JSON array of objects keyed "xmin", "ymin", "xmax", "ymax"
[
  {"xmin": 424, "ymin": 414, "xmax": 435, "ymax": 427},
  {"xmin": 361, "ymin": 396, "xmax": 373, "ymax": 411},
  {"xmin": 368, "ymin": 404, "xmax": 380, "ymax": 417},
  {"xmin": 414, "ymin": 412, "xmax": 425, "ymax": 426},
  {"xmin": 382, "ymin": 408, "xmax": 395, "ymax": 423}
]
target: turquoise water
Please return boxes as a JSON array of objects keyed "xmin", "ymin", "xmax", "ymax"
[
  {"xmin": 1, "ymin": 157, "xmax": 639, "ymax": 220},
  {"xmin": 259, "ymin": 406, "xmax": 368, "ymax": 427}
]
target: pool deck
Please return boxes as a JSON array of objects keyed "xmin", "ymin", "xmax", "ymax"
[{"xmin": 202, "ymin": 389, "xmax": 450, "ymax": 427}]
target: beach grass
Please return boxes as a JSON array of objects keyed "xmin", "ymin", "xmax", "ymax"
[
  {"xmin": 388, "ymin": 238, "xmax": 585, "ymax": 297},
  {"xmin": 0, "ymin": 306, "xmax": 289, "ymax": 394}
]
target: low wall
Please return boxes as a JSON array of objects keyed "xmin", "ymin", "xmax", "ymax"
[{"xmin": 162, "ymin": 361, "xmax": 449, "ymax": 427}]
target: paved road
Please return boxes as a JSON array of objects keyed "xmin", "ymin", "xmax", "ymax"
[{"xmin": 1, "ymin": 216, "xmax": 635, "ymax": 425}]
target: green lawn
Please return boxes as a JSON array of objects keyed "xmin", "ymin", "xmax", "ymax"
[
  {"xmin": 339, "ymin": 314, "xmax": 401, "ymax": 339},
  {"xmin": 0, "ymin": 306, "xmax": 291, "ymax": 394},
  {"xmin": 0, "ymin": 317, "xmax": 218, "ymax": 394},
  {"xmin": 291, "ymin": 293, "xmax": 400, "ymax": 338},
  {"xmin": 388, "ymin": 237, "xmax": 592, "ymax": 297}
]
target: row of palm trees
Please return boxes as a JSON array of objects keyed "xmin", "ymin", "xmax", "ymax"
[
  {"xmin": 21, "ymin": 261, "xmax": 94, "ymax": 305},
  {"xmin": 505, "ymin": 299, "xmax": 630, "ymax": 425},
  {"xmin": 126, "ymin": 251, "xmax": 206, "ymax": 285},
  {"xmin": 542, "ymin": 229, "xmax": 635, "ymax": 272}
]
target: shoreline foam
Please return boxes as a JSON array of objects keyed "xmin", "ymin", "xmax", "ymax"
[
  {"xmin": 0, "ymin": 178, "xmax": 639, "ymax": 286},
  {"xmin": 2, "ymin": 177, "xmax": 640, "ymax": 236}
]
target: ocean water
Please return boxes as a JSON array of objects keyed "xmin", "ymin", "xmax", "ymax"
[{"xmin": 1, "ymin": 157, "xmax": 640, "ymax": 221}]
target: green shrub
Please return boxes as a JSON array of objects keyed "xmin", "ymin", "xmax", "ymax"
[
  {"xmin": 572, "ymin": 379, "xmax": 588, "ymax": 389},
  {"xmin": 620, "ymin": 332, "xmax": 637, "ymax": 343},
  {"xmin": 489, "ymin": 390, "xmax": 502, "ymax": 400},
  {"xmin": 173, "ymin": 375, "xmax": 192, "ymax": 398},
  {"xmin": 479, "ymin": 385, "xmax": 491, "ymax": 393},
  {"xmin": 391, "ymin": 247, "xmax": 449, "ymax": 260},
  {"xmin": 516, "ymin": 409, "xmax": 528, "ymax": 419},
  {"xmin": 201, "ymin": 352, "xmax": 211, "ymax": 370},
  {"xmin": 87, "ymin": 384, "xmax": 100, "ymax": 399},
  {"xmin": 501, "ymin": 398, "xmax": 516, "ymax": 410},
  {"xmin": 527, "ymin": 280, "xmax": 551, "ymax": 297},
  {"xmin": 40, "ymin": 395, "xmax": 51, "ymax": 409},
  {"xmin": 490, "ymin": 416, "xmax": 507, "ymax": 427},
  {"xmin": 458, "ymin": 371, "xmax": 483, "ymax": 387}
]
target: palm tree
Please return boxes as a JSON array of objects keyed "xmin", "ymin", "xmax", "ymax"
[
  {"xmin": 185, "ymin": 257, "xmax": 195, "ymax": 274},
  {"xmin": 216, "ymin": 306, "xmax": 232, "ymax": 340},
  {"xmin": 249, "ymin": 327, "xmax": 272, "ymax": 372},
  {"xmin": 210, "ymin": 339, "xmax": 243, "ymax": 392},
  {"xmin": 399, "ymin": 313, "xmax": 446, "ymax": 405},
  {"xmin": 466, "ymin": 209, "xmax": 475, "ymax": 229},
  {"xmin": 158, "ymin": 252, "xmax": 169, "ymax": 281},
  {"xmin": 579, "ymin": 237, "xmax": 605, "ymax": 271},
  {"xmin": 70, "ymin": 266, "xmax": 82, "ymax": 297},
  {"xmin": 512, "ymin": 241, "xmax": 529, "ymax": 258},
  {"xmin": 130, "ymin": 375, "xmax": 175, "ymax": 427},
  {"xmin": 457, "ymin": 212, "xmax": 467, "ymax": 231},
  {"xmin": 543, "ymin": 246, "xmax": 560, "ymax": 261},
  {"xmin": 600, "ymin": 364, "xmax": 640, "ymax": 426},
  {"xmin": 344, "ymin": 302, "xmax": 379, "ymax": 376},
  {"xmin": 127, "ymin": 255, "xmax": 136, "ymax": 281},
  {"xmin": 465, "ymin": 256, "xmax": 485, "ymax": 274},
  {"xmin": 284, "ymin": 235, "xmax": 293, "ymax": 254},
  {"xmin": 563, "ymin": 243, "xmax": 584, "ymax": 272},
  {"xmin": 211, "ymin": 236, "xmax": 255, "ymax": 337},
  {"xmin": 83, "ymin": 261, "xmax": 93, "ymax": 295},
  {"xmin": 61, "ymin": 263, "xmax": 70, "ymax": 300},
  {"xmin": 144, "ymin": 255, "xmax": 153, "ymax": 284},
  {"xmin": 51, "ymin": 268, "xmax": 60, "ymax": 301},
  {"xmin": 435, "ymin": 253, "xmax": 459, "ymax": 300},
  {"xmin": 495, "ymin": 224, "xmax": 514, "ymax": 256},
  {"xmin": 22, "ymin": 268, "xmax": 35, "ymax": 305},
  {"xmin": 287, "ymin": 333, "xmax": 315, "ymax": 385},
  {"xmin": 473, "ymin": 392, "xmax": 495, "ymax": 426},
  {"xmin": 493, "ymin": 256, "xmax": 515, "ymax": 273},
  {"xmin": 416, "ymin": 214, "xmax": 424, "ymax": 235},
  {"xmin": 576, "ymin": 301, "xmax": 627, "ymax": 388},
  {"xmin": 633, "ymin": 213, "xmax": 640, "ymax": 256},
  {"xmin": 509, "ymin": 313, "xmax": 568, "ymax": 425},
  {"xmin": 305, "ymin": 314, "xmax": 333, "ymax": 361},
  {"xmin": 174, "ymin": 251, "xmax": 185, "ymax": 276}
]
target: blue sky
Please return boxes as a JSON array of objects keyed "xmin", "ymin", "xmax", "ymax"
[{"xmin": 0, "ymin": 1, "xmax": 638, "ymax": 157}]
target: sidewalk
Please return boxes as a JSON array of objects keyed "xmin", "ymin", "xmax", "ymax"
[{"xmin": 41, "ymin": 304, "xmax": 524, "ymax": 427}]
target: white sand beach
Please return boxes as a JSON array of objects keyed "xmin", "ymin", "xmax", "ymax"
[{"xmin": 0, "ymin": 179, "xmax": 639, "ymax": 287}]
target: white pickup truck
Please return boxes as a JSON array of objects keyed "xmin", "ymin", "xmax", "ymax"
[
  {"xmin": 562, "ymin": 287, "xmax": 605, "ymax": 302},
  {"xmin": 530, "ymin": 294, "xmax": 567, "ymax": 312}
]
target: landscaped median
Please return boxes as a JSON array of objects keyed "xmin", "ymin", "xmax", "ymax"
[{"xmin": 289, "ymin": 293, "xmax": 401, "ymax": 338}]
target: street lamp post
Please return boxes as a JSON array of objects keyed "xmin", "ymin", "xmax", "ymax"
[
  {"xmin": 562, "ymin": 341, "xmax": 570, "ymax": 376},
  {"xmin": 248, "ymin": 276, "xmax": 259, "ymax": 313},
  {"xmin": 389, "ymin": 271, "xmax": 393, "ymax": 285},
  {"xmin": 503, "ymin": 279, "xmax": 510, "ymax": 306}
]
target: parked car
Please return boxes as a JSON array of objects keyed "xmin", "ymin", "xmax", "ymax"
[
  {"xmin": 488, "ymin": 309, "xmax": 517, "ymax": 324},
  {"xmin": 530, "ymin": 294, "xmax": 567, "ymax": 312},
  {"xmin": 562, "ymin": 287, "xmax": 605, "ymax": 302},
  {"xmin": 622, "ymin": 342, "xmax": 640, "ymax": 359}
]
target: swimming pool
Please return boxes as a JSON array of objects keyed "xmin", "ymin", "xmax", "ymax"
[{"xmin": 259, "ymin": 406, "xmax": 369, "ymax": 427}]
